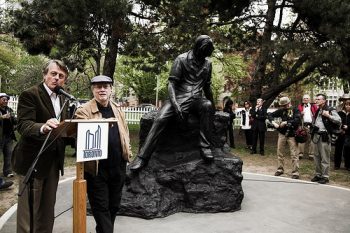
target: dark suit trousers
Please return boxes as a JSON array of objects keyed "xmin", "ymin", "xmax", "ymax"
[
  {"xmin": 227, "ymin": 125, "xmax": 235, "ymax": 147},
  {"xmin": 252, "ymin": 129, "xmax": 265, "ymax": 153},
  {"xmin": 17, "ymin": 164, "xmax": 59, "ymax": 233}
]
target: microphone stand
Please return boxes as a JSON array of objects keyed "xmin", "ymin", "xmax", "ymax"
[{"xmin": 18, "ymin": 98, "xmax": 72, "ymax": 233}]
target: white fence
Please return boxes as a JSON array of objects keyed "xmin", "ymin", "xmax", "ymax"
[
  {"xmin": 120, "ymin": 106, "xmax": 158, "ymax": 124},
  {"xmin": 8, "ymin": 99, "xmax": 158, "ymax": 125}
]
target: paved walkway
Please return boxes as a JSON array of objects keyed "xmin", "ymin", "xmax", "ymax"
[{"xmin": 1, "ymin": 172, "xmax": 350, "ymax": 233}]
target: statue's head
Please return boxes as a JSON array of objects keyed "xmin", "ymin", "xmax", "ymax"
[{"xmin": 193, "ymin": 35, "xmax": 214, "ymax": 61}]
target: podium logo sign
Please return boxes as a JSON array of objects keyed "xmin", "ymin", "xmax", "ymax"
[{"xmin": 76, "ymin": 122, "xmax": 109, "ymax": 162}]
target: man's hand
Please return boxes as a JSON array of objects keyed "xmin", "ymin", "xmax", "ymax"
[
  {"xmin": 280, "ymin": 121, "xmax": 287, "ymax": 127},
  {"xmin": 42, "ymin": 118, "xmax": 60, "ymax": 134},
  {"xmin": 272, "ymin": 122, "xmax": 279, "ymax": 128},
  {"xmin": 1, "ymin": 113, "xmax": 10, "ymax": 119},
  {"xmin": 321, "ymin": 110, "xmax": 331, "ymax": 118}
]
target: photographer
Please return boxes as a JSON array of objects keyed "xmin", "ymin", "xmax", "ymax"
[
  {"xmin": 311, "ymin": 94, "xmax": 341, "ymax": 184},
  {"xmin": 334, "ymin": 94, "xmax": 350, "ymax": 170},
  {"xmin": 268, "ymin": 96, "xmax": 301, "ymax": 179}
]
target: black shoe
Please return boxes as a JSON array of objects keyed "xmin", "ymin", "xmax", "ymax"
[
  {"xmin": 291, "ymin": 175, "xmax": 299, "ymax": 179},
  {"xmin": 0, "ymin": 180, "xmax": 13, "ymax": 190},
  {"xmin": 311, "ymin": 175, "xmax": 322, "ymax": 182},
  {"xmin": 260, "ymin": 151, "xmax": 264, "ymax": 156},
  {"xmin": 318, "ymin": 177, "xmax": 329, "ymax": 184},
  {"xmin": 274, "ymin": 171, "xmax": 283, "ymax": 176},
  {"xmin": 250, "ymin": 150, "xmax": 257, "ymax": 154},
  {"xmin": 129, "ymin": 157, "xmax": 147, "ymax": 171},
  {"xmin": 200, "ymin": 148, "xmax": 214, "ymax": 161}
]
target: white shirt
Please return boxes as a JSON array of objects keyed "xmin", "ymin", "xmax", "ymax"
[
  {"xmin": 241, "ymin": 108, "xmax": 251, "ymax": 130},
  {"xmin": 303, "ymin": 104, "xmax": 313, "ymax": 123},
  {"xmin": 43, "ymin": 83, "xmax": 61, "ymax": 119}
]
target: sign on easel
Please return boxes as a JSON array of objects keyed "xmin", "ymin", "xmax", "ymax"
[{"xmin": 76, "ymin": 122, "xmax": 109, "ymax": 162}]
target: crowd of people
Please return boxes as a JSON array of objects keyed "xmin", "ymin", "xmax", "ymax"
[{"xmin": 222, "ymin": 93, "xmax": 349, "ymax": 184}]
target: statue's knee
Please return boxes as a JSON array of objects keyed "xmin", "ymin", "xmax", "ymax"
[
  {"xmin": 154, "ymin": 117, "xmax": 167, "ymax": 125},
  {"xmin": 202, "ymin": 100, "xmax": 213, "ymax": 110}
]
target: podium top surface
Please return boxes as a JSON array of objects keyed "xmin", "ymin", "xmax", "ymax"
[{"xmin": 64, "ymin": 119, "xmax": 119, "ymax": 123}]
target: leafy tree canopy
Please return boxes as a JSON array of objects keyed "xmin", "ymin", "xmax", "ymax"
[{"xmin": 10, "ymin": 0, "xmax": 132, "ymax": 79}]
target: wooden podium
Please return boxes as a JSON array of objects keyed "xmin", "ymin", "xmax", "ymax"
[{"xmin": 57, "ymin": 119, "xmax": 118, "ymax": 233}]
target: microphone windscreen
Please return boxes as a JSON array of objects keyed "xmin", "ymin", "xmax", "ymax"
[{"xmin": 53, "ymin": 86, "xmax": 63, "ymax": 94}]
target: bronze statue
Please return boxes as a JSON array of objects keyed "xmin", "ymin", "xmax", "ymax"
[{"xmin": 129, "ymin": 35, "xmax": 215, "ymax": 171}]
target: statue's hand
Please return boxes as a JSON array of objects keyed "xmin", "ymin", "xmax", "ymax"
[{"xmin": 174, "ymin": 103, "xmax": 184, "ymax": 121}]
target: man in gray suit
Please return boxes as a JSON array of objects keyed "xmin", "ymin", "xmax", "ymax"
[{"xmin": 12, "ymin": 59, "xmax": 69, "ymax": 233}]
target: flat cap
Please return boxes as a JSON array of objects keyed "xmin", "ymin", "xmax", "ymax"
[
  {"xmin": 90, "ymin": 75, "xmax": 113, "ymax": 85},
  {"xmin": 0, "ymin": 93, "xmax": 10, "ymax": 100}
]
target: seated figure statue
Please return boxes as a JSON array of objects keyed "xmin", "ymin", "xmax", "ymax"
[{"xmin": 129, "ymin": 35, "xmax": 216, "ymax": 171}]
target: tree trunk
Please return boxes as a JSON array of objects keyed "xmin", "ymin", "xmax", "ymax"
[
  {"xmin": 103, "ymin": 19, "xmax": 122, "ymax": 80},
  {"xmin": 249, "ymin": 0, "xmax": 276, "ymax": 106}
]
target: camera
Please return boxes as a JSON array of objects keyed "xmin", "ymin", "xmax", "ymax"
[
  {"xmin": 285, "ymin": 122, "xmax": 294, "ymax": 137},
  {"xmin": 310, "ymin": 125, "xmax": 319, "ymax": 135}
]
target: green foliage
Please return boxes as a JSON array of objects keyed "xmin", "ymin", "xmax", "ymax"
[
  {"xmin": 10, "ymin": 0, "xmax": 133, "ymax": 78},
  {"xmin": 115, "ymin": 55, "xmax": 169, "ymax": 103},
  {"xmin": 212, "ymin": 53, "xmax": 248, "ymax": 103},
  {"xmin": 0, "ymin": 34, "xmax": 46, "ymax": 94}
]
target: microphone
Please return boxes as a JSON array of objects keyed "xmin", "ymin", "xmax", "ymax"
[{"xmin": 53, "ymin": 86, "xmax": 76, "ymax": 101}]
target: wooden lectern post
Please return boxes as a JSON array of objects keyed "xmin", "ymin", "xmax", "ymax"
[{"xmin": 73, "ymin": 162, "xmax": 86, "ymax": 233}]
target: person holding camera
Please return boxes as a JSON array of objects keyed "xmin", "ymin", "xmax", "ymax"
[
  {"xmin": 311, "ymin": 94, "xmax": 341, "ymax": 184},
  {"xmin": 334, "ymin": 94, "xmax": 350, "ymax": 170},
  {"xmin": 268, "ymin": 96, "xmax": 301, "ymax": 179},
  {"xmin": 0, "ymin": 93, "xmax": 17, "ymax": 178}
]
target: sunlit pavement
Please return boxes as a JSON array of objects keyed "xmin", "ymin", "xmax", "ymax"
[{"xmin": 1, "ymin": 172, "xmax": 350, "ymax": 233}]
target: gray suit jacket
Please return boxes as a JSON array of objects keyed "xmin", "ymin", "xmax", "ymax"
[{"xmin": 11, "ymin": 82, "xmax": 68, "ymax": 178}]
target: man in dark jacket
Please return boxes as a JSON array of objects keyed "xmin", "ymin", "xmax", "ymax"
[
  {"xmin": 250, "ymin": 98, "xmax": 267, "ymax": 155},
  {"xmin": 268, "ymin": 96, "xmax": 301, "ymax": 179},
  {"xmin": 129, "ymin": 35, "xmax": 215, "ymax": 171},
  {"xmin": 12, "ymin": 59, "xmax": 69, "ymax": 233},
  {"xmin": 0, "ymin": 93, "xmax": 17, "ymax": 178}
]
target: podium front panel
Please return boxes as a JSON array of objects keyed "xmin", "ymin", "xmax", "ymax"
[{"xmin": 76, "ymin": 122, "xmax": 109, "ymax": 162}]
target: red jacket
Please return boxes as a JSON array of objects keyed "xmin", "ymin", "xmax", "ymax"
[{"xmin": 297, "ymin": 103, "xmax": 318, "ymax": 118}]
